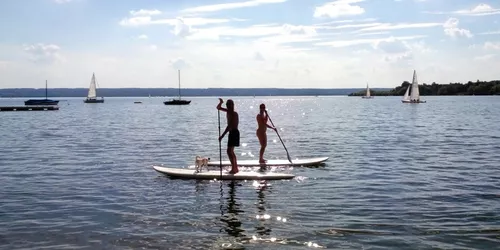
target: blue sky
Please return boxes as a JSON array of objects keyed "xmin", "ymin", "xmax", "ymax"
[{"xmin": 0, "ymin": 0, "xmax": 499, "ymax": 88}]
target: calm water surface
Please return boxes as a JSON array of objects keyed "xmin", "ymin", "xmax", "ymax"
[{"xmin": 0, "ymin": 96, "xmax": 499, "ymax": 249}]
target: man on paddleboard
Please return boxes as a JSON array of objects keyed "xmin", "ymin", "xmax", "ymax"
[
  {"xmin": 217, "ymin": 98, "xmax": 239, "ymax": 174},
  {"xmin": 256, "ymin": 103, "xmax": 277, "ymax": 163}
]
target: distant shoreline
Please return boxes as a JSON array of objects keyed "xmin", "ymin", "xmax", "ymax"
[{"xmin": 0, "ymin": 88, "xmax": 390, "ymax": 98}]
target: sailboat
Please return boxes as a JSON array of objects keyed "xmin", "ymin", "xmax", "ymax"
[
  {"xmin": 402, "ymin": 70, "xmax": 426, "ymax": 103},
  {"xmin": 164, "ymin": 70, "xmax": 191, "ymax": 105},
  {"xmin": 361, "ymin": 83, "xmax": 374, "ymax": 99},
  {"xmin": 24, "ymin": 80, "xmax": 59, "ymax": 106},
  {"xmin": 84, "ymin": 73, "xmax": 104, "ymax": 103}
]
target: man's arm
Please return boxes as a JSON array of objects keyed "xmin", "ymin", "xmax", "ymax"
[
  {"xmin": 219, "ymin": 125, "xmax": 230, "ymax": 141},
  {"xmin": 221, "ymin": 126, "xmax": 230, "ymax": 137}
]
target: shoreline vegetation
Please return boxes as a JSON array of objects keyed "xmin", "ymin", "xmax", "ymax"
[{"xmin": 349, "ymin": 80, "xmax": 500, "ymax": 96}]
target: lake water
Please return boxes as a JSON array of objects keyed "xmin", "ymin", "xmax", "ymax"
[{"xmin": 0, "ymin": 96, "xmax": 499, "ymax": 250}]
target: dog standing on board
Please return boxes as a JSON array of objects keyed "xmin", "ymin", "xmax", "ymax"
[{"xmin": 195, "ymin": 156, "xmax": 210, "ymax": 173}]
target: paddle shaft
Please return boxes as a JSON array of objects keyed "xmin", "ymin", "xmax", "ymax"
[
  {"xmin": 218, "ymin": 109, "xmax": 222, "ymax": 179},
  {"xmin": 266, "ymin": 111, "xmax": 292, "ymax": 163}
]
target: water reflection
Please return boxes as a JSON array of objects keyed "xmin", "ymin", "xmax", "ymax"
[
  {"xmin": 220, "ymin": 181, "xmax": 246, "ymax": 238},
  {"xmin": 254, "ymin": 180, "xmax": 272, "ymax": 237}
]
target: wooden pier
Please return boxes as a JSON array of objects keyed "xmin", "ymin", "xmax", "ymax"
[{"xmin": 0, "ymin": 105, "xmax": 59, "ymax": 112}]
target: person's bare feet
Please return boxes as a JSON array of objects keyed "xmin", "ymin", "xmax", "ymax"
[{"xmin": 228, "ymin": 169, "xmax": 239, "ymax": 174}]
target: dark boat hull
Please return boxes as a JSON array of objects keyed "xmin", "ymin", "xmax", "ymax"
[
  {"xmin": 164, "ymin": 100, "xmax": 191, "ymax": 105},
  {"xmin": 402, "ymin": 100, "xmax": 426, "ymax": 103},
  {"xmin": 24, "ymin": 99, "xmax": 59, "ymax": 106},
  {"xmin": 84, "ymin": 98, "xmax": 104, "ymax": 103}
]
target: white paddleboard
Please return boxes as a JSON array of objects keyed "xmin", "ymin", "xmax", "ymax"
[
  {"xmin": 153, "ymin": 166, "xmax": 295, "ymax": 180},
  {"xmin": 206, "ymin": 156, "xmax": 329, "ymax": 167}
]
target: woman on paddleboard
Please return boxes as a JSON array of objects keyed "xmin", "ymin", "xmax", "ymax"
[
  {"xmin": 217, "ymin": 98, "xmax": 239, "ymax": 174},
  {"xmin": 256, "ymin": 103, "xmax": 277, "ymax": 163}
]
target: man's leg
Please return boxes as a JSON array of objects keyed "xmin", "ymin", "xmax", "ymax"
[
  {"xmin": 227, "ymin": 147, "xmax": 238, "ymax": 173},
  {"xmin": 232, "ymin": 147, "xmax": 238, "ymax": 172},
  {"xmin": 227, "ymin": 147, "xmax": 234, "ymax": 168}
]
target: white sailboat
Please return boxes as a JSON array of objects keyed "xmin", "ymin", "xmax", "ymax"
[
  {"xmin": 84, "ymin": 73, "xmax": 104, "ymax": 103},
  {"xmin": 362, "ymin": 83, "xmax": 374, "ymax": 99},
  {"xmin": 402, "ymin": 70, "xmax": 426, "ymax": 103},
  {"xmin": 402, "ymin": 84, "xmax": 411, "ymax": 102}
]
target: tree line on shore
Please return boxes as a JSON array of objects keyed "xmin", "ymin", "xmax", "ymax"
[{"xmin": 349, "ymin": 80, "xmax": 500, "ymax": 96}]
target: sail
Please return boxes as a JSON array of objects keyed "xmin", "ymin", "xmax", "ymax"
[
  {"xmin": 409, "ymin": 70, "xmax": 420, "ymax": 100},
  {"xmin": 403, "ymin": 85, "xmax": 410, "ymax": 101},
  {"xmin": 366, "ymin": 84, "xmax": 371, "ymax": 97},
  {"xmin": 87, "ymin": 73, "xmax": 97, "ymax": 98}
]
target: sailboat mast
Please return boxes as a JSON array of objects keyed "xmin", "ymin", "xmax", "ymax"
[
  {"xmin": 45, "ymin": 80, "xmax": 48, "ymax": 99},
  {"xmin": 178, "ymin": 69, "xmax": 181, "ymax": 100}
]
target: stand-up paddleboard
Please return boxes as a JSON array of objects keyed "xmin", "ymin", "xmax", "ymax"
[
  {"xmin": 153, "ymin": 166, "xmax": 295, "ymax": 180},
  {"xmin": 206, "ymin": 156, "xmax": 329, "ymax": 167}
]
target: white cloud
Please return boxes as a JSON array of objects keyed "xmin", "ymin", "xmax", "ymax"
[
  {"xmin": 375, "ymin": 37, "xmax": 409, "ymax": 54},
  {"xmin": 179, "ymin": 23, "xmax": 320, "ymax": 43},
  {"xmin": 23, "ymin": 43, "xmax": 63, "ymax": 64},
  {"xmin": 443, "ymin": 18, "xmax": 472, "ymax": 38},
  {"xmin": 474, "ymin": 54, "xmax": 497, "ymax": 61},
  {"xmin": 170, "ymin": 58, "xmax": 188, "ymax": 70},
  {"xmin": 137, "ymin": 34, "xmax": 148, "ymax": 40},
  {"xmin": 479, "ymin": 30, "xmax": 500, "ymax": 35},
  {"xmin": 314, "ymin": 18, "xmax": 377, "ymax": 26},
  {"xmin": 484, "ymin": 42, "xmax": 500, "ymax": 50},
  {"xmin": 357, "ymin": 22, "xmax": 442, "ymax": 32},
  {"xmin": 282, "ymin": 24, "xmax": 317, "ymax": 36},
  {"xmin": 119, "ymin": 16, "xmax": 153, "ymax": 26},
  {"xmin": 454, "ymin": 3, "xmax": 500, "ymax": 16},
  {"xmin": 119, "ymin": 16, "xmax": 231, "ymax": 27},
  {"xmin": 255, "ymin": 35, "xmax": 322, "ymax": 45},
  {"xmin": 373, "ymin": 37, "xmax": 415, "ymax": 65},
  {"xmin": 314, "ymin": 35, "xmax": 426, "ymax": 48},
  {"xmin": 182, "ymin": 0, "xmax": 287, "ymax": 13},
  {"xmin": 314, "ymin": 0, "xmax": 365, "ymax": 18},
  {"xmin": 173, "ymin": 18, "xmax": 194, "ymax": 37},
  {"xmin": 406, "ymin": 40, "xmax": 434, "ymax": 53},
  {"xmin": 315, "ymin": 22, "xmax": 382, "ymax": 30},
  {"xmin": 190, "ymin": 25, "xmax": 280, "ymax": 39},
  {"xmin": 130, "ymin": 9, "xmax": 162, "ymax": 16},
  {"xmin": 383, "ymin": 52, "xmax": 413, "ymax": 65},
  {"xmin": 355, "ymin": 31, "xmax": 390, "ymax": 36},
  {"xmin": 424, "ymin": 3, "xmax": 500, "ymax": 16}
]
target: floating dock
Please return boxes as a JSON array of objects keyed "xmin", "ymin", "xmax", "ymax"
[{"xmin": 0, "ymin": 105, "xmax": 59, "ymax": 112}]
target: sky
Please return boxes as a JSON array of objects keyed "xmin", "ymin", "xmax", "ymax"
[{"xmin": 0, "ymin": 0, "xmax": 499, "ymax": 89}]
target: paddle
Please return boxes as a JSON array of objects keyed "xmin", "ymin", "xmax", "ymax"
[
  {"xmin": 218, "ymin": 108, "xmax": 222, "ymax": 179},
  {"xmin": 266, "ymin": 111, "xmax": 293, "ymax": 164}
]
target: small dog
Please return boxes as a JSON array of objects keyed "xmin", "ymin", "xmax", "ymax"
[{"xmin": 195, "ymin": 156, "xmax": 210, "ymax": 173}]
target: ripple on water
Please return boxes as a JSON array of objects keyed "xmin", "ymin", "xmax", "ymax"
[{"xmin": 0, "ymin": 96, "xmax": 499, "ymax": 249}]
